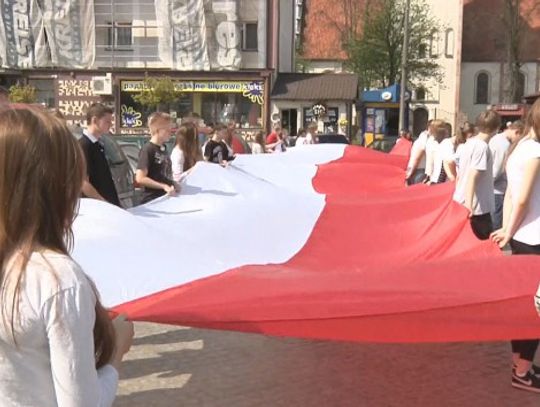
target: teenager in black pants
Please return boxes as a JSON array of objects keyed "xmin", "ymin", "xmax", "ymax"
[{"xmin": 492, "ymin": 99, "xmax": 540, "ymax": 393}]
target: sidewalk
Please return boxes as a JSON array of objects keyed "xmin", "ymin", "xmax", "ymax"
[{"xmin": 115, "ymin": 322, "xmax": 540, "ymax": 407}]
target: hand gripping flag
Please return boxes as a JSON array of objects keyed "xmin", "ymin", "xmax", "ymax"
[{"xmin": 73, "ymin": 145, "xmax": 540, "ymax": 343}]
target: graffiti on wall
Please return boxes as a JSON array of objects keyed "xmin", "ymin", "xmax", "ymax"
[{"xmin": 56, "ymin": 76, "xmax": 101, "ymax": 127}]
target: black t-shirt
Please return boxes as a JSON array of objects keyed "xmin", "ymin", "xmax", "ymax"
[
  {"xmin": 79, "ymin": 135, "xmax": 121, "ymax": 207},
  {"xmin": 137, "ymin": 142, "xmax": 174, "ymax": 204},
  {"xmin": 204, "ymin": 139, "xmax": 234, "ymax": 164}
]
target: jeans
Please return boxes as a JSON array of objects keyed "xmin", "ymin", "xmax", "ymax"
[
  {"xmin": 510, "ymin": 239, "xmax": 540, "ymax": 362},
  {"xmin": 491, "ymin": 193, "xmax": 505, "ymax": 231}
]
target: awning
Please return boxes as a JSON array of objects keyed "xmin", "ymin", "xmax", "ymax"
[{"xmin": 271, "ymin": 73, "xmax": 359, "ymax": 101}]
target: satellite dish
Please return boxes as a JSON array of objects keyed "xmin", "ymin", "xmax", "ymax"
[{"xmin": 381, "ymin": 91, "xmax": 392, "ymax": 101}]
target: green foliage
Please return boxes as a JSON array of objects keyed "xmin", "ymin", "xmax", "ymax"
[
  {"xmin": 344, "ymin": 0, "xmax": 443, "ymax": 89},
  {"xmin": 133, "ymin": 76, "xmax": 183, "ymax": 110},
  {"xmin": 9, "ymin": 84, "xmax": 37, "ymax": 103}
]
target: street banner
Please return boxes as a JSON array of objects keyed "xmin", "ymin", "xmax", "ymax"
[
  {"xmin": 0, "ymin": 0, "xmax": 49, "ymax": 68},
  {"xmin": 41, "ymin": 0, "xmax": 95, "ymax": 68},
  {"xmin": 74, "ymin": 145, "xmax": 540, "ymax": 344},
  {"xmin": 155, "ymin": 0, "xmax": 210, "ymax": 71},
  {"xmin": 206, "ymin": 0, "xmax": 242, "ymax": 70},
  {"xmin": 155, "ymin": 0, "xmax": 242, "ymax": 71}
]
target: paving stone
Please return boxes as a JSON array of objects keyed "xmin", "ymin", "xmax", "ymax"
[{"xmin": 114, "ymin": 322, "xmax": 540, "ymax": 406}]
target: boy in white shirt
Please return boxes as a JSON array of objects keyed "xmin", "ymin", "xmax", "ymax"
[
  {"xmin": 453, "ymin": 110, "xmax": 501, "ymax": 240},
  {"xmin": 406, "ymin": 120, "xmax": 432, "ymax": 185},
  {"xmin": 489, "ymin": 125, "xmax": 512, "ymax": 230}
]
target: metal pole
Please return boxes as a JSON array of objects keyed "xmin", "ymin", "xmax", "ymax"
[{"xmin": 398, "ymin": 0, "xmax": 411, "ymax": 132}]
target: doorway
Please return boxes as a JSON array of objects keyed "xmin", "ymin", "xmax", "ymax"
[
  {"xmin": 281, "ymin": 109, "xmax": 298, "ymax": 137},
  {"xmin": 413, "ymin": 108, "xmax": 429, "ymax": 138}
]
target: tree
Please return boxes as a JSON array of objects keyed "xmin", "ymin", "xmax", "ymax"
[
  {"xmin": 343, "ymin": 0, "xmax": 443, "ymax": 89},
  {"xmin": 9, "ymin": 84, "xmax": 37, "ymax": 104},
  {"xmin": 133, "ymin": 76, "xmax": 183, "ymax": 111},
  {"xmin": 501, "ymin": 0, "xmax": 540, "ymax": 103}
]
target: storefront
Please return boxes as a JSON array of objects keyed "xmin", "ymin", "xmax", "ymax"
[
  {"xmin": 361, "ymin": 84, "xmax": 408, "ymax": 147},
  {"xmin": 118, "ymin": 78, "xmax": 267, "ymax": 134},
  {"xmin": 270, "ymin": 73, "xmax": 358, "ymax": 138}
]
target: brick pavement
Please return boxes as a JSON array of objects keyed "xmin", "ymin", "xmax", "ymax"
[{"xmin": 114, "ymin": 322, "xmax": 540, "ymax": 407}]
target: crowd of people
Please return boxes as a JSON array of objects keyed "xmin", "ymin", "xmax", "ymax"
[
  {"xmin": 0, "ymin": 96, "xmax": 539, "ymax": 406},
  {"xmin": 405, "ymin": 103, "xmax": 540, "ymax": 392}
]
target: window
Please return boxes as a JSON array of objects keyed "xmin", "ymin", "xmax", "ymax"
[
  {"xmin": 430, "ymin": 33, "xmax": 439, "ymax": 57},
  {"xmin": 240, "ymin": 23, "xmax": 258, "ymax": 51},
  {"xmin": 107, "ymin": 22, "xmax": 133, "ymax": 50},
  {"xmin": 475, "ymin": 72, "xmax": 490, "ymax": 104},
  {"xmin": 445, "ymin": 29, "xmax": 454, "ymax": 58},
  {"xmin": 419, "ymin": 43, "xmax": 428, "ymax": 59},
  {"xmin": 416, "ymin": 87, "xmax": 426, "ymax": 101}
]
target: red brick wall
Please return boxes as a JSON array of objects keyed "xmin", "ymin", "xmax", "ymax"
[
  {"xmin": 302, "ymin": 0, "xmax": 366, "ymax": 60},
  {"xmin": 463, "ymin": 0, "xmax": 540, "ymax": 62}
]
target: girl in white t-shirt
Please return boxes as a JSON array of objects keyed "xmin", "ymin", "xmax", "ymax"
[
  {"xmin": 250, "ymin": 131, "xmax": 266, "ymax": 154},
  {"xmin": 442, "ymin": 122, "xmax": 474, "ymax": 182},
  {"xmin": 0, "ymin": 107, "xmax": 134, "ymax": 407},
  {"xmin": 491, "ymin": 100, "xmax": 540, "ymax": 393},
  {"xmin": 171, "ymin": 122, "xmax": 202, "ymax": 182}
]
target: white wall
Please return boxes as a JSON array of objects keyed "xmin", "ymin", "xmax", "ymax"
[
  {"xmin": 460, "ymin": 61, "xmax": 539, "ymax": 122},
  {"xmin": 411, "ymin": 0, "xmax": 463, "ymax": 131},
  {"xmin": 303, "ymin": 60, "xmax": 345, "ymax": 73}
]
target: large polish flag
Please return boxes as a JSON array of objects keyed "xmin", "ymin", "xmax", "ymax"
[{"xmin": 73, "ymin": 145, "xmax": 540, "ymax": 343}]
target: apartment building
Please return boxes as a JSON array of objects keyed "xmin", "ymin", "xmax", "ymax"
[{"xmin": 0, "ymin": 0, "xmax": 291, "ymax": 133}]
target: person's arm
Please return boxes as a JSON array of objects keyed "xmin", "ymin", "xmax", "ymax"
[
  {"xmin": 492, "ymin": 159, "xmax": 540, "ymax": 247},
  {"xmin": 135, "ymin": 168, "xmax": 175, "ymax": 194},
  {"xmin": 406, "ymin": 148, "xmax": 425, "ymax": 179},
  {"xmin": 170, "ymin": 148, "xmax": 184, "ymax": 183},
  {"xmin": 44, "ymin": 283, "xmax": 117, "ymax": 407},
  {"xmin": 443, "ymin": 160, "xmax": 457, "ymax": 182},
  {"xmin": 136, "ymin": 146, "xmax": 175, "ymax": 194},
  {"xmin": 81, "ymin": 180, "xmax": 106, "ymax": 201},
  {"xmin": 464, "ymin": 168, "xmax": 481, "ymax": 215}
]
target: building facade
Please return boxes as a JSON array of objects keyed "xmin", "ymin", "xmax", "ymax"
[
  {"xmin": 0, "ymin": 0, "xmax": 288, "ymax": 134},
  {"xmin": 410, "ymin": 0, "xmax": 463, "ymax": 136},
  {"xmin": 298, "ymin": 0, "xmax": 463, "ymax": 136},
  {"xmin": 460, "ymin": 0, "xmax": 540, "ymax": 122}
]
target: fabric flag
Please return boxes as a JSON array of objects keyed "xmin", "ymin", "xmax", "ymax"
[
  {"xmin": 0, "ymin": 0, "xmax": 49, "ymax": 68},
  {"xmin": 41, "ymin": 0, "xmax": 95, "ymax": 68},
  {"xmin": 73, "ymin": 145, "xmax": 540, "ymax": 343},
  {"xmin": 155, "ymin": 0, "xmax": 210, "ymax": 71},
  {"xmin": 206, "ymin": 0, "xmax": 242, "ymax": 70}
]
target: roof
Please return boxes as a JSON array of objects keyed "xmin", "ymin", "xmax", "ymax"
[{"xmin": 271, "ymin": 73, "xmax": 359, "ymax": 101}]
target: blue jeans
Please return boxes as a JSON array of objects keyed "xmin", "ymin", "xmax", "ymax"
[{"xmin": 491, "ymin": 193, "xmax": 505, "ymax": 231}]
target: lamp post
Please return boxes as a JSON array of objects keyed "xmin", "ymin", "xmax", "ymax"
[{"xmin": 398, "ymin": 0, "xmax": 411, "ymax": 132}]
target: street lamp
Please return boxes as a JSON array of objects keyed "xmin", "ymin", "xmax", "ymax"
[{"xmin": 398, "ymin": 0, "xmax": 411, "ymax": 133}]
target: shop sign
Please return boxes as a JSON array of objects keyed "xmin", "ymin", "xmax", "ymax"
[{"xmin": 120, "ymin": 80, "xmax": 264, "ymax": 104}]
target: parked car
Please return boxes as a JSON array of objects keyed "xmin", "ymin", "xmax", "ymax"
[
  {"xmin": 316, "ymin": 134, "xmax": 350, "ymax": 144},
  {"xmin": 72, "ymin": 128, "xmax": 140, "ymax": 208}
]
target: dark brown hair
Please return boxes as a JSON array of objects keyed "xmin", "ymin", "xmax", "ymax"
[
  {"xmin": 175, "ymin": 122, "xmax": 201, "ymax": 171},
  {"xmin": 254, "ymin": 131, "xmax": 266, "ymax": 152},
  {"xmin": 0, "ymin": 107, "xmax": 115, "ymax": 368},
  {"xmin": 86, "ymin": 103, "xmax": 113, "ymax": 125}
]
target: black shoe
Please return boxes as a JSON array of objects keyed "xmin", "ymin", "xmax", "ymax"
[
  {"xmin": 512, "ymin": 369, "xmax": 540, "ymax": 393},
  {"xmin": 513, "ymin": 364, "xmax": 540, "ymax": 376}
]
